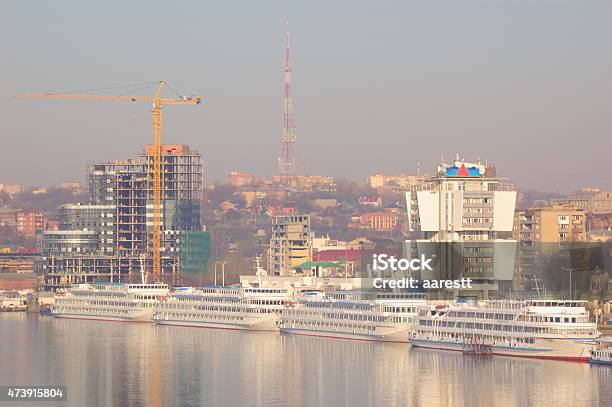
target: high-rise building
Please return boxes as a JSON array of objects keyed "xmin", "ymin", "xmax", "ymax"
[
  {"xmin": 88, "ymin": 159, "xmax": 147, "ymax": 256},
  {"xmin": 140, "ymin": 144, "xmax": 203, "ymax": 232},
  {"xmin": 268, "ymin": 215, "xmax": 311, "ymax": 276},
  {"xmin": 88, "ymin": 144, "xmax": 203, "ymax": 256},
  {"xmin": 407, "ymin": 158, "xmax": 517, "ymax": 299},
  {"xmin": 39, "ymin": 144, "xmax": 203, "ymax": 289}
]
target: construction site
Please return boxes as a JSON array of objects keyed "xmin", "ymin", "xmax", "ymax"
[
  {"xmin": 17, "ymin": 23, "xmax": 301, "ymax": 289},
  {"xmin": 88, "ymin": 144, "xmax": 203, "ymax": 255},
  {"xmin": 18, "ymin": 81, "xmax": 208, "ymax": 289},
  {"xmin": 39, "ymin": 144, "xmax": 206, "ymax": 289}
]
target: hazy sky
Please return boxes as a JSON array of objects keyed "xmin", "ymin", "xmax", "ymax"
[{"xmin": 1, "ymin": 1, "xmax": 611, "ymax": 193}]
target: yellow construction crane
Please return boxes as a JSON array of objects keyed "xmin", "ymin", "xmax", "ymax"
[{"xmin": 17, "ymin": 81, "xmax": 202, "ymax": 280}]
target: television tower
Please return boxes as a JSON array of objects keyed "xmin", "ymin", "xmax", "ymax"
[{"xmin": 279, "ymin": 21, "xmax": 296, "ymax": 184}]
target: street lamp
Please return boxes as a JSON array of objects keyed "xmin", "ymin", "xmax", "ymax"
[
  {"xmin": 561, "ymin": 266, "xmax": 578, "ymax": 299},
  {"xmin": 214, "ymin": 261, "xmax": 229, "ymax": 286},
  {"xmin": 221, "ymin": 261, "xmax": 228, "ymax": 286}
]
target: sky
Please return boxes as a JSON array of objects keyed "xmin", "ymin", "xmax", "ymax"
[{"xmin": 1, "ymin": 0, "xmax": 611, "ymax": 193}]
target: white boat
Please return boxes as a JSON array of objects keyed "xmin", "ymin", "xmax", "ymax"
[
  {"xmin": 410, "ymin": 299, "xmax": 599, "ymax": 362},
  {"xmin": 0, "ymin": 292, "xmax": 28, "ymax": 312},
  {"xmin": 589, "ymin": 338, "xmax": 612, "ymax": 365},
  {"xmin": 52, "ymin": 283, "xmax": 170, "ymax": 323},
  {"xmin": 279, "ymin": 290, "xmax": 425, "ymax": 343},
  {"xmin": 154, "ymin": 286, "xmax": 290, "ymax": 331}
]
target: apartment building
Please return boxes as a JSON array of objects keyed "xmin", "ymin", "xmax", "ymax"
[
  {"xmin": 268, "ymin": 215, "xmax": 312, "ymax": 276},
  {"xmin": 513, "ymin": 205, "xmax": 586, "ymax": 289},
  {"xmin": 515, "ymin": 205, "xmax": 586, "ymax": 244},
  {"xmin": 16, "ymin": 211, "xmax": 46, "ymax": 237}
]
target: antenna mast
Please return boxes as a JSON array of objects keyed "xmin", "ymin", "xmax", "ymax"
[{"xmin": 279, "ymin": 21, "xmax": 297, "ymax": 184}]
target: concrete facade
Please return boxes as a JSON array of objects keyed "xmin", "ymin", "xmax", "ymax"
[
  {"xmin": 407, "ymin": 159, "xmax": 517, "ymax": 299},
  {"xmin": 268, "ymin": 215, "xmax": 312, "ymax": 276}
]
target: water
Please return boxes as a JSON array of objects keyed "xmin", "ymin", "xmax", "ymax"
[{"xmin": 0, "ymin": 313, "xmax": 610, "ymax": 407}]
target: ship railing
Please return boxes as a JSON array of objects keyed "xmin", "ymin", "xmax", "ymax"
[
  {"xmin": 526, "ymin": 306, "xmax": 587, "ymax": 315},
  {"xmin": 436, "ymin": 310, "xmax": 590, "ymax": 323},
  {"xmin": 282, "ymin": 313, "xmax": 388, "ymax": 326},
  {"xmin": 421, "ymin": 324, "xmax": 597, "ymax": 338},
  {"xmin": 286, "ymin": 307, "xmax": 396, "ymax": 320},
  {"xmin": 290, "ymin": 311, "xmax": 411, "ymax": 326},
  {"xmin": 437, "ymin": 315, "xmax": 595, "ymax": 330}
]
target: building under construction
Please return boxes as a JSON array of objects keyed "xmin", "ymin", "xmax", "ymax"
[
  {"xmin": 40, "ymin": 144, "xmax": 205, "ymax": 289},
  {"xmin": 268, "ymin": 215, "xmax": 312, "ymax": 276},
  {"xmin": 88, "ymin": 144, "xmax": 203, "ymax": 255}
]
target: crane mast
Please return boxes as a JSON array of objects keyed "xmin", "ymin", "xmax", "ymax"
[
  {"xmin": 17, "ymin": 81, "xmax": 202, "ymax": 281},
  {"xmin": 152, "ymin": 82, "xmax": 164, "ymax": 279}
]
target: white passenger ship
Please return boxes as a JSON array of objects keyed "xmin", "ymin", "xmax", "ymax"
[
  {"xmin": 0, "ymin": 292, "xmax": 28, "ymax": 312},
  {"xmin": 279, "ymin": 291, "xmax": 426, "ymax": 343},
  {"xmin": 589, "ymin": 338, "xmax": 612, "ymax": 365},
  {"xmin": 410, "ymin": 299, "xmax": 599, "ymax": 362},
  {"xmin": 154, "ymin": 286, "xmax": 290, "ymax": 331},
  {"xmin": 52, "ymin": 283, "xmax": 170, "ymax": 323}
]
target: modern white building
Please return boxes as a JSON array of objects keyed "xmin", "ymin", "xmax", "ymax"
[{"xmin": 406, "ymin": 158, "xmax": 517, "ymax": 299}]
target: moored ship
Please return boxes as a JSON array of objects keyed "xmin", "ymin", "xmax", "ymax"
[
  {"xmin": 0, "ymin": 291, "xmax": 28, "ymax": 312},
  {"xmin": 279, "ymin": 290, "xmax": 425, "ymax": 343},
  {"xmin": 410, "ymin": 299, "xmax": 599, "ymax": 362},
  {"xmin": 589, "ymin": 338, "xmax": 612, "ymax": 365},
  {"xmin": 52, "ymin": 283, "xmax": 170, "ymax": 322},
  {"xmin": 154, "ymin": 286, "xmax": 290, "ymax": 331}
]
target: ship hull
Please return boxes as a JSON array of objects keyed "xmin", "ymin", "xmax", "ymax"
[
  {"xmin": 410, "ymin": 338, "xmax": 591, "ymax": 362},
  {"xmin": 280, "ymin": 327, "xmax": 410, "ymax": 343},
  {"xmin": 589, "ymin": 358, "xmax": 612, "ymax": 365},
  {"xmin": 155, "ymin": 315, "xmax": 279, "ymax": 331},
  {"xmin": 52, "ymin": 308, "xmax": 154, "ymax": 323},
  {"xmin": 0, "ymin": 306, "xmax": 28, "ymax": 312}
]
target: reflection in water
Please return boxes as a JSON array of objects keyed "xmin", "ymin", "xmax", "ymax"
[{"xmin": 0, "ymin": 313, "xmax": 610, "ymax": 407}]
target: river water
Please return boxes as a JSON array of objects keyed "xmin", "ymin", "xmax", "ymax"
[{"xmin": 0, "ymin": 313, "xmax": 610, "ymax": 407}]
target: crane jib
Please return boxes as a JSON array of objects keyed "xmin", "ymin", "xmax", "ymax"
[{"xmin": 15, "ymin": 81, "xmax": 202, "ymax": 282}]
